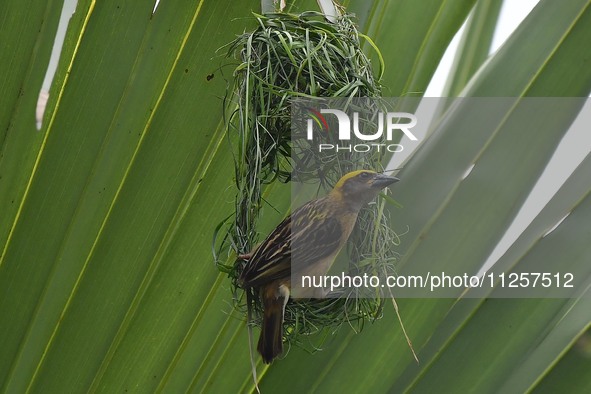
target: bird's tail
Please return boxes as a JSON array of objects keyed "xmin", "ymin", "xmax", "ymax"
[{"xmin": 257, "ymin": 290, "xmax": 285, "ymax": 363}]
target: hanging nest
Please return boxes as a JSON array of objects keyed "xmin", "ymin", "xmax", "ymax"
[{"xmin": 215, "ymin": 11, "xmax": 400, "ymax": 353}]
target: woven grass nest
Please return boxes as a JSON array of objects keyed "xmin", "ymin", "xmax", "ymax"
[{"xmin": 215, "ymin": 11, "xmax": 401, "ymax": 353}]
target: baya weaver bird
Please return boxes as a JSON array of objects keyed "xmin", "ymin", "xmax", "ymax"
[{"xmin": 238, "ymin": 170, "xmax": 399, "ymax": 363}]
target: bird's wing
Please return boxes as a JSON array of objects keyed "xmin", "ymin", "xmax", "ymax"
[
  {"xmin": 239, "ymin": 215, "xmax": 292, "ymax": 287},
  {"xmin": 239, "ymin": 199, "xmax": 343, "ymax": 288}
]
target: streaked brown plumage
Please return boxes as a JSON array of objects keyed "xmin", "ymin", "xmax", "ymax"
[{"xmin": 239, "ymin": 170, "xmax": 398, "ymax": 363}]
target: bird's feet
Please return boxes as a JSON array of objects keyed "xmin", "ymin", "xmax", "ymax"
[{"xmin": 238, "ymin": 252, "xmax": 251, "ymax": 260}]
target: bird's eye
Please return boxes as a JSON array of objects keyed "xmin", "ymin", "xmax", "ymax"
[{"xmin": 359, "ymin": 172, "xmax": 370, "ymax": 179}]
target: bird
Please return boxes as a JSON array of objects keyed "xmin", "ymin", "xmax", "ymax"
[{"xmin": 238, "ymin": 170, "xmax": 399, "ymax": 363}]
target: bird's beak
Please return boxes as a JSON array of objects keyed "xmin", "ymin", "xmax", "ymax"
[{"xmin": 372, "ymin": 174, "xmax": 399, "ymax": 188}]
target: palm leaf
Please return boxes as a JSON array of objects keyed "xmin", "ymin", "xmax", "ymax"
[{"xmin": 0, "ymin": 0, "xmax": 589, "ymax": 392}]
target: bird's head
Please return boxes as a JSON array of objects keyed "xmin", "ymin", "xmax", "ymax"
[{"xmin": 330, "ymin": 170, "xmax": 399, "ymax": 211}]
